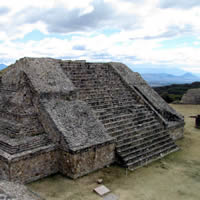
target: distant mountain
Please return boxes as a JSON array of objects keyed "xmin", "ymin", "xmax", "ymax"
[
  {"xmin": 129, "ymin": 64, "xmax": 187, "ymax": 75},
  {"xmin": 141, "ymin": 72, "xmax": 200, "ymax": 86},
  {"xmin": 154, "ymin": 81, "xmax": 200, "ymax": 103},
  {"xmin": 0, "ymin": 64, "xmax": 7, "ymax": 70},
  {"xmin": 180, "ymin": 72, "xmax": 197, "ymax": 78}
]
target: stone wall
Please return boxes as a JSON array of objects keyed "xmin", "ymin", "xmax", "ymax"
[
  {"xmin": 59, "ymin": 143, "xmax": 115, "ymax": 179},
  {"xmin": 0, "ymin": 146, "xmax": 58, "ymax": 183},
  {"xmin": 181, "ymin": 88, "xmax": 200, "ymax": 104},
  {"xmin": 0, "ymin": 143, "xmax": 115, "ymax": 183},
  {"xmin": 9, "ymin": 147, "xmax": 58, "ymax": 183}
]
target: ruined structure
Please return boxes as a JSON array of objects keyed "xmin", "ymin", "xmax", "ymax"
[
  {"xmin": 0, "ymin": 58, "xmax": 184, "ymax": 183},
  {"xmin": 181, "ymin": 88, "xmax": 200, "ymax": 104},
  {"xmin": 0, "ymin": 180, "xmax": 41, "ymax": 200}
]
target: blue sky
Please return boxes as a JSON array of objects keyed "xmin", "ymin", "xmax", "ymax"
[{"xmin": 1, "ymin": 0, "xmax": 200, "ymax": 74}]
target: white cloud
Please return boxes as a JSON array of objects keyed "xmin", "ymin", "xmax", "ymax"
[
  {"xmin": 0, "ymin": 32, "xmax": 198, "ymax": 72},
  {"xmin": 0, "ymin": 0, "xmax": 200, "ymax": 74}
]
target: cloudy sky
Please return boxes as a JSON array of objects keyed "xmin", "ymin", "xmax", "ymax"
[{"xmin": 1, "ymin": 0, "xmax": 200, "ymax": 74}]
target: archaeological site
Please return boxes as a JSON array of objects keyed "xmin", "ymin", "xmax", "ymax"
[
  {"xmin": 0, "ymin": 57, "xmax": 184, "ymax": 183},
  {"xmin": 181, "ymin": 88, "xmax": 200, "ymax": 104}
]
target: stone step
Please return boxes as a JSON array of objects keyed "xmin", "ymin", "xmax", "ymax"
[
  {"xmin": 67, "ymin": 70, "xmax": 118, "ymax": 77},
  {"xmin": 86, "ymin": 96, "xmax": 136, "ymax": 106},
  {"xmin": 132, "ymin": 116, "xmax": 156, "ymax": 126},
  {"xmin": 88, "ymin": 99, "xmax": 137, "ymax": 109},
  {"xmin": 117, "ymin": 130, "xmax": 168, "ymax": 151},
  {"xmin": 91, "ymin": 100, "xmax": 137, "ymax": 110},
  {"xmin": 116, "ymin": 128, "xmax": 166, "ymax": 147},
  {"xmin": 67, "ymin": 69, "xmax": 113, "ymax": 75},
  {"xmin": 71, "ymin": 78, "xmax": 122, "ymax": 85},
  {"xmin": 69, "ymin": 74, "xmax": 116, "ymax": 79},
  {"xmin": 0, "ymin": 111, "xmax": 38, "ymax": 122},
  {"xmin": 114, "ymin": 126, "xmax": 162, "ymax": 142},
  {"xmin": 104, "ymin": 118, "xmax": 133, "ymax": 129},
  {"xmin": 0, "ymin": 135, "xmax": 51, "ymax": 154},
  {"xmin": 78, "ymin": 90, "xmax": 134, "ymax": 99},
  {"xmin": 0, "ymin": 118, "xmax": 21, "ymax": 135},
  {"xmin": 104, "ymin": 115, "xmax": 156, "ymax": 131},
  {"xmin": 125, "ymin": 138, "xmax": 174, "ymax": 163},
  {"xmin": 0, "ymin": 111, "xmax": 38, "ymax": 119},
  {"xmin": 106, "ymin": 121, "xmax": 134, "ymax": 132},
  {"xmin": 107, "ymin": 121, "xmax": 160, "ymax": 134},
  {"xmin": 76, "ymin": 83, "xmax": 125, "ymax": 90},
  {"xmin": 78, "ymin": 94, "xmax": 135, "ymax": 102},
  {"xmin": 101, "ymin": 113, "xmax": 133, "ymax": 124},
  {"xmin": 93, "ymin": 103, "xmax": 141, "ymax": 114},
  {"xmin": 118, "ymin": 131, "xmax": 169, "ymax": 156},
  {"xmin": 126, "ymin": 144, "xmax": 179, "ymax": 168},
  {"xmin": 128, "ymin": 112, "xmax": 155, "ymax": 123},
  {"xmin": 63, "ymin": 63, "xmax": 109, "ymax": 70},
  {"xmin": 0, "ymin": 140, "xmax": 50, "ymax": 154},
  {"xmin": 109, "ymin": 122, "xmax": 161, "ymax": 138},
  {"xmin": 95, "ymin": 104, "xmax": 147, "ymax": 117},
  {"xmin": 77, "ymin": 87, "xmax": 131, "ymax": 95}
]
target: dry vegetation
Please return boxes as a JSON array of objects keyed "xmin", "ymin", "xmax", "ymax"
[
  {"xmin": 28, "ymin": 104, "xmax": 200, "ymax": 200},
  {"xmin": 0, "ymin": 67, "xmax": 10, "ymax": 78}
]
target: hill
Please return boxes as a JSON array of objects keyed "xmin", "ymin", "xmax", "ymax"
[
  {"xmin": 154, "ymin": 82, "xmax": 200, "ymax": 103},
  {"xmin": 0, "ymin": 64, "xmax": 7, "ymax": 70},
  {"xmin": 141, "ymin": 72, "xmax": 200, "ymax": 86}
]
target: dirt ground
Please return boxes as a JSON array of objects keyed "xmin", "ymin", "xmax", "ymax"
[{"xmin": 28, "ymin": 104, "xmax": 200, "ymax": 200}]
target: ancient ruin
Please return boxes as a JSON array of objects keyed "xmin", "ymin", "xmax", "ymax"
[
  {"xmin": 181, "ymin": 88, "xmax": 200, "ymax": 104},
  {"xmin": 0, "ymin": 180, "xmax": 41, "ymax": 200},
  {"xmin": 0, "ymin": 57, "xmax": 184, "ymax": 183}
]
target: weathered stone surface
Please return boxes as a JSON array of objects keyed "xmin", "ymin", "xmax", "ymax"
[
  {"xmin": 42, "ymin": 99, "xmax": 113, "ymax": 151},
  {"xmin": 59, "ymin": 143, "xmax": 115, "ymax": 179},
  {"xmin": 0, "ymin": 180, "xmax": 42, "ymax": 200},
  {"xmin": 2, "ymin": 57, "xmax": 75, "ymax": 94},
  {"xmin": 94, "ymin": 185, "xmax": 110, "ymax": 196},
  {"xmin": 9, "ymin": 146, "xmax": 58, "ymax": 183},
  {"xmin": 110, "ymin": 62, "xmax": 184, "ymax": 126},
  {"xmin": 0, "ymin": 57, "xmax": 184, "ymax": 184},
  {"xmin": 181, "ymin": 88, "xmax": 200, "ymax": 104}
]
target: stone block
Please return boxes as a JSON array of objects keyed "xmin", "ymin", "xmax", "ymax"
[{"xmin": 94, "ymin": 185, "xmax": 110, "ymax": 196}]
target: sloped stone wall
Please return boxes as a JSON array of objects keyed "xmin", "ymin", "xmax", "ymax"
[{"xmin": 181, "ymin": 88, "xmax": 200, "ymax": 104}]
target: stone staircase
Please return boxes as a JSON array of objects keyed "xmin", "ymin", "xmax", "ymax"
[
  {"xmin": 63, "ymin": 63, "xmax": 179, "ymax": 169},
  {"xmin": 0, "ymin": 134, "xmax": 51, "ymax": 154},
  {"xmin": 0, "ymin": 86, "xmax": 52, "ymax": 154}
]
